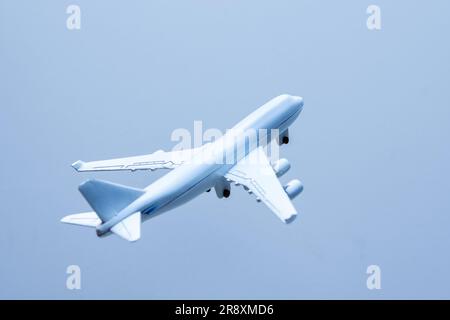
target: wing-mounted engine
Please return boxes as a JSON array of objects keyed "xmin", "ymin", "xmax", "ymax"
[
  {"xmin": 278, "ymin": 129, "xmax": 289, "ymax": 145},
  {"xmin": 272, "ymin": 159, "xmax": 290, "ymax": 177},
  {"xmin": 283, "ymin": 179, "xmax": 303, "ymax": 199},
  {"xmin": 215, "ymin": 178, "xmax": 231, "ymax": 198}
]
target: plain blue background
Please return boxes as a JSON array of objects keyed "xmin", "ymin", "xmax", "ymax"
[{"xmin": 1, "ymin": 0, "xmax": 449, "ymax": 299}]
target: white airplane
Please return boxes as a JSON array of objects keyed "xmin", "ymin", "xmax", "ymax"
[{"xmin": 62, "ymin": 94, "xmax": 304, "ymax": 242}]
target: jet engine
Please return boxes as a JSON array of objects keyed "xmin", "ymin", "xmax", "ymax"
[
  {"xmin": 278, "ymin": 129, "xmax": 290, "ymax": 145},
  {"xmin": 283, "ymin": 179, "xmax": 303, "ymax": 199},
  {"xmin": 272, "ymin": 159, "xmax": 291, "ymax": 177},
  {"xmin": 215, "ymin": 178, "xmax": 231, "ymax": 199}
]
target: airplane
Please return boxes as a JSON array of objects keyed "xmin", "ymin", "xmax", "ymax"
[{"xmin": 61, "ymin": 94, "xmax": 305, "ymax": 242}]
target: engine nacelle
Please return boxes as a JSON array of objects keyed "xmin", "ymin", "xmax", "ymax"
[
  {"xmin": 215, "ymin": 179, "xmax": 231, "ymax": 199},
  {"xmin": 278, "ymin": 129, "xmax": 289, "ymax": 145},
  {"xmin": 272, "ymin": 159, "xmax": 291, "ymax": 177},
  {"xmin": 283, "ymin": 179, "xmax": 303, "ymax": 199}
]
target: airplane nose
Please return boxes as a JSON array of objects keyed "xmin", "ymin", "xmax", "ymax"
[
  {"xmin": 291, "ymin": 95, "xmax": 304, "ymax": 112},
  {"xmin": 293, "ymin": 96, "xmax": 304, "ymax": 107}
]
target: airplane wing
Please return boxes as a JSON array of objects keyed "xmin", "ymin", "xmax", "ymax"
[
  {"xmin": 72, "ymin": 147, "xmax": 202, "ymax": 172},
  {"xmin": 224, "ymin": 146, "xmax": 297, "ymax": 223}
]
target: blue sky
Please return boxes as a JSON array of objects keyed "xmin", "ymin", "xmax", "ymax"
[{"xmin": 1, "ymin": 0, "xmax": 449, "ymax": 299}]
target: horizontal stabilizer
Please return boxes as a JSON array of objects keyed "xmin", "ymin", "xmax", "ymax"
[
  {"xmin": 61, "ymin": 212, "xmax": 101, "ymax": 227},
  {"xmin": 78, "ymin": 179, "xmax": 145, "ymax": 222},
  {"xmin": 111, "ymin": 212, "xmax": 141, "ymax": 242}
]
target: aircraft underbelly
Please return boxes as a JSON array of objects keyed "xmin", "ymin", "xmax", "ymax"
[
  {"xmin": 151, "ymin": 173, "xmax": 218, "ymax": 217},
  {"xmin": 141, "ymin": 162, "xmax": 220, "ymax": 218}
]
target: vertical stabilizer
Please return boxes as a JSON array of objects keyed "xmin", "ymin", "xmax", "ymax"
[{"xmin": 78, "ymin": 179, "xmax": 145, "ymax": 222}]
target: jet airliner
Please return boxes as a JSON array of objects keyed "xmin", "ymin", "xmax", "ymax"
[{"xmin": 62, "ymin": 94, "xmax": 305, "ymax": 241}]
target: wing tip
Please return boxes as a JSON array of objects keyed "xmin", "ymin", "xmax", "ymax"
[
  {"xmin": 60, "ymin": 215, "xmax": 71, "ymax": 224},
  {"xmin": 284, "ymin": 213, "xmax": 297, "ymax": 224},
  {"xmin": 71, "ymin": 160, "xmax": 85, "ymax": 171}
]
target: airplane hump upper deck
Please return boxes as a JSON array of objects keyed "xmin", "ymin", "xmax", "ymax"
[{"xmin": 232, "ymin": 94, "xmax": 303, "ymax": 132}]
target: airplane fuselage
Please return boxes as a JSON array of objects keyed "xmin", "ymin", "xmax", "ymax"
[{"xmin": 96, "ymin": 95, "xmax": 303, "ymax": 236}]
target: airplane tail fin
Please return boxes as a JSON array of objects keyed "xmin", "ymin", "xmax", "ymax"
[
  {"xmin": 78, "ymin": 179, "xmax": 144, "ymax": 222},
  {"xmin": 62, "ymin": 179, "xmax": 145, "ymax": 242}
]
